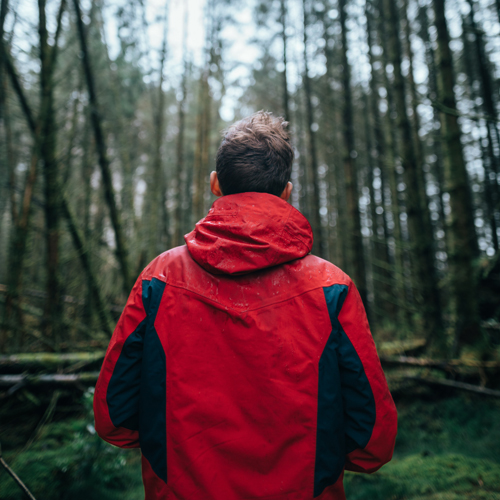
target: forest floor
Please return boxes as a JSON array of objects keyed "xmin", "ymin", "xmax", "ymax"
[{"xmin": 1, "ymin": 387, "xmax": 499, "ymax": 499}]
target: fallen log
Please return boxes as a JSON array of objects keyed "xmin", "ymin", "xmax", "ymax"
[
  {"xmin": 3, "ymin": 351, "xmax": 499, "ymax": 375},
  {"xmin": 405, "ymin": 375, "xmax": 500, "ymax": 398},
  {"xmin": 376, "ymin": 338, "xmax": 426, "ymax": 356},
  {"xmin": 0, "ymin": 372, "xmax": 99, "ymax": 388},
  {"xmin": 0, "ymin": 352, "xmax": 105, "ymax": 371},
  {"xmin": 2, "ymin": 371, "xmax": 499, "ymax": 399},
  {"xmin": 380, "ymin": 355, "xmax": 500, "ymax": 371}
]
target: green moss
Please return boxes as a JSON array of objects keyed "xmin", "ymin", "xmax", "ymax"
[
  {"xmin": 345, "ymin": 454, "xmax": 500, "ymax": 500},
  {"xmin": 395, "ymin": 396, "xmax": 500, "ymax": 463},
  {"xmin": 2, "ymin": 394, "xmax": 499, "ymax": 499},
  {"xmin": 344, "ymin": 395, "xmax": 500, "ymax": 500},
  {"xmin": 0, "ymin": 398, "xmax": 143, "ymax": 500}
]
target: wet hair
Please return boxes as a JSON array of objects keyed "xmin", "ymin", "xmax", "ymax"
[{"xmin": 215, "ymin": 111, "xmax": 294, "ymax": 197}]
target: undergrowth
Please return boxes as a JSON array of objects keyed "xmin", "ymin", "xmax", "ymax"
[
  {"xmin": 345, "ymin": 393, "xmax": 500, "ymax": 499},
  {"xmin": 0, "ymin": 390, "xmax": 143, "ymax": 500},
  {"xmin": 1, "ymin": 391, "xmax": 499, "ymax": 499}
]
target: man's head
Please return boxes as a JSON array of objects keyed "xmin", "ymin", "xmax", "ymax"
[{"xmin": 211, "ymin": 111, "xmax": 294, "ymax": 201}]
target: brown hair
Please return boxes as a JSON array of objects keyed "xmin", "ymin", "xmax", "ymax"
[{"xmin": 215, "ymin": 111, "xmax": 294, "ymax": 197}]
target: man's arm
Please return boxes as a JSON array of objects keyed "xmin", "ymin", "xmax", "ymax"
[
  {"xmin": 93, "ymin": 274, "xmax": 146, "ymax": 448},
  {"xmin": 337, "ymin": 281, "xmax": 397, "ymax": 473}
]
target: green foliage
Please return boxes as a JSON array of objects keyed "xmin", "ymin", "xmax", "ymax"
[
  {"xmin": 395, "ymin": 396, "xmax": 500, "ymax": 462},
  {"xmin": 345, "ymin": 396, "xmax": 500, "ymax": 500},
  {"xmin": 2, "ymin": 394, "xmax": 500, "ymax": 499},
  {"xmin": 0, "ymin": 392, "xmax": 143, "ymax": 500},
  {"xmin": 345, "ymin": 454, "xmax": 500, "ymax": 500}
]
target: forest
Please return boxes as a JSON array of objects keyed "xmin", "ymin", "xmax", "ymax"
[{"xmin": 0, "ymin": 0, "xmax": 500, "ymax": 497}]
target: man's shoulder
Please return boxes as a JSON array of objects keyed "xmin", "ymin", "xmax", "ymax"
[
  {"xmin": 287, "ymin": 254, "xmax": 352, "ymax": 289},
  {"xmin": 138, "ymin": 247, "xmax": 352, "ymax": 311},
  {"xmin": 141, "ymin": 246, "xmax": 189, "ymax": 282},
  {"xmin": 143, "ymin": 247, "xmax": 350, "ymax": 284}
]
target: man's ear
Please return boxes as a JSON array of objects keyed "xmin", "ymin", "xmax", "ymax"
[
  {"xmin": 280, "ymin": 182, "xmax": 293, "ymax": 201},
  {"xmin": 210, "ymin": 171, "xmax": 223, "ymax": 197}
]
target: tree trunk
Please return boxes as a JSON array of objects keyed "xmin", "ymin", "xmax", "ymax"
[
  {"xmin": 93, "ymin": 2, "xmax": 135, "ymax": 242},
  {"xmin": 402, "ymin": 0, "xmax": 435, "ymax": 238},
  {"xmin": 81, "ymin": 117, "xmax": 93, "ymax": 328},
  {"xmin": 280, "ymin": 0, "xmax": 289, "ymax": 123},
  {"xmin": 4, "ymin": 80, "xmax": 17, "ymax": 226},
  {"xmin": 193, "ymin": 69, "xmax": 211, "ymax": 223},
  {"xmin": 2, "ymin": 0, "xmax": 66, "ymax": 351},
  {"xmin": 461, "ymin": 16, "xmax": 498, "ymax": 252},
  {"xmin": 365, "ymin": 0, "xmax": 397, "ymax": 321},
  {"xmin": 338, "ymin": 0, "xmax": 368, "ymax": 306},
  {"xmin": 321, "ymin": 8, "xmax": 344, "ymax": 268},
  {"xmin": 73, "ymin": 0, "xmax": 131, "ymax": 295},
  {"xmin": 1, "ymin": 126, "xmax": 38, "ymax": 351},
  {"xmin": 375, "ymin": 0, "xmax": 409, "ymax": 326},
  {"xmin": 0, "ymin": 47, "xmax": 18, "ymax": 234},
  {"xmin": 148, "ymin": 5, "xmax": 169, "ymax": 259},
  {"xmin": 363, "ymin": 90, "xmax": 387, "ymax": 324},
  {"xmin": 302, "ymin": 0, "xmax": 326, "ymax": 259},
  {"xmin": 381, "ymin": 0, "xmax": 443, "ymax": 342},
  {"xmin": 60, "ymin": 196, "xmax": 113, "ymax": 336},
  {"xmin": 0, "ymin": 0, "xmax": 10, "ymax": 223},
  {"xmin": 0, "ymin": 13, "xmax": 41, "ymax": 351},
  {"xmin": 466, "ymin": 0, "xmax": 500, "ymax": 251},
  {"xmin": 39, "ymin": 0, "xmax": 63, "ymax": 343},
  {"xmin": 174, "ymin": 6, "xmax": 189, "ymax": 247},
  {"xmin": 433, "ymin": 0, "xmax": 480, "ymax": 351},
  {"xmin": 417, "ymin": 3, "xmax": 448, "ymax": 251}
]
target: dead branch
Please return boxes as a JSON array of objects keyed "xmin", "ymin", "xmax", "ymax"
[
  {"xmin": 0, "ymin": 443, "xmax": 37, "ymax": 500},
  {"xmin": 0, "ymin": 372, "xmax": 99, "ymax": 387},
  {"xmin": 405, "ymin": 375, "xmax": 500, "ymax": 398},
  {"xmin": 380, "ymin": 355, "xmax": 500, "ymax": 371},
  {"xmin": 0, "ymin": 352, "xmax": 104, "ymax": 370}
]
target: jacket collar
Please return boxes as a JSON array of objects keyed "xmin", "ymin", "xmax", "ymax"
[{"xmin": 185, "ymin": 192, "xmax": 313, "ymax": 275}]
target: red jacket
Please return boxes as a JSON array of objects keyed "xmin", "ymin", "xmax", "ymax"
[{"xmin": 94, "ymin": 192, "xmax": 397, "ymax": 500}]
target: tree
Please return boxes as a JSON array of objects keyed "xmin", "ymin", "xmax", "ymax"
[
  {"xmin": 38, "ymin": 0, "xmax": 66, "ymax": 342},
  {"xmin": 433, "ymin": 0, "xmax": 480, "ymax": 351},
  {"xmin": 336, "ymin": 0, "xmax": 368, "ymax": 306},
  {"xmin": 302, "ymin": 0, "xmax": 326, "ymax": 258},
  {"xmin": 381, "ymin": 0, "xmax": 444, "ymax": 343},
  {"xmin": 74, "ymin": 0, "xmax": 132, "ymax": 296}
]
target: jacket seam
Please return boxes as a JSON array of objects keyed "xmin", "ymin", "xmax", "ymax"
[{"xmin": 163, "ymin": 280, "xmax": 347, "ymax": 313}]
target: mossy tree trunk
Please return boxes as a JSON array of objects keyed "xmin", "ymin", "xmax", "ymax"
[
  {"xmin": 193, "ymin": 67, "xmax": 211, "ymax": 223},
  {"xmin": 174, "ymin": 5, "xmax": 189, "ymax": 248},
  {"xmin": 417, "ymin": 4, "xmax": 448, "ymax": 248},
  {"xmin": 461, "ymin": 14, "xmax": 498, "ymax": 252},
  {"xmin": 321, "ymin": 5, "xmax": 345, "ymax": 268},
  {"xmin": 38, "ymin": 0, "xmax": 65, "ymax": 344},
  {"xmin": 381, "ymin": 0, "xmax": 443, "ymax": 343},
  {"xmin": 433, "ymin": 0, "xmax": 480, "ymax": 352},
  {"xmin": 338, "ymin": 0, "xmax": 368, "ymax": 306},
  {"xmin": 365, "ymin": 0, "xmax": 396, "ymax": 319},
  {"xmin": 466, "ymin": 0, "xmax": 500, "ymax": 251},
  {"xmin": 74, "ymin": 0, "xmax": 131, "ymax": 296},
  {"xmin": 376, "ymin": 0, "xmax": 409, "ymax": 326},
  {"xmin": 280, "ymin": 0, "xmax": 290, "ymax": 123},
  {"xmin": 147, "ymin": 3, "xmax": 169, "ymax": 260},
  {"xmin": 302, "ymin": 0, "xmax": 325, "ymax": 259}
]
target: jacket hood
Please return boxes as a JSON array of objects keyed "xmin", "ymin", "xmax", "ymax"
[{"xmin": 184, "ymin": 192, "xmax": 313, "ymax": 275}]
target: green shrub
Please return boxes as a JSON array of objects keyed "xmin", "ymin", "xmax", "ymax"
[{"xmin": 0, "ymin": 391, "xmax": 143, "ymax": 500}]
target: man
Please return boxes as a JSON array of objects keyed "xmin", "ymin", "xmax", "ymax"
[{"xmin": 94, "ymin": 111, "xmax": 397, "ymax": 500}]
